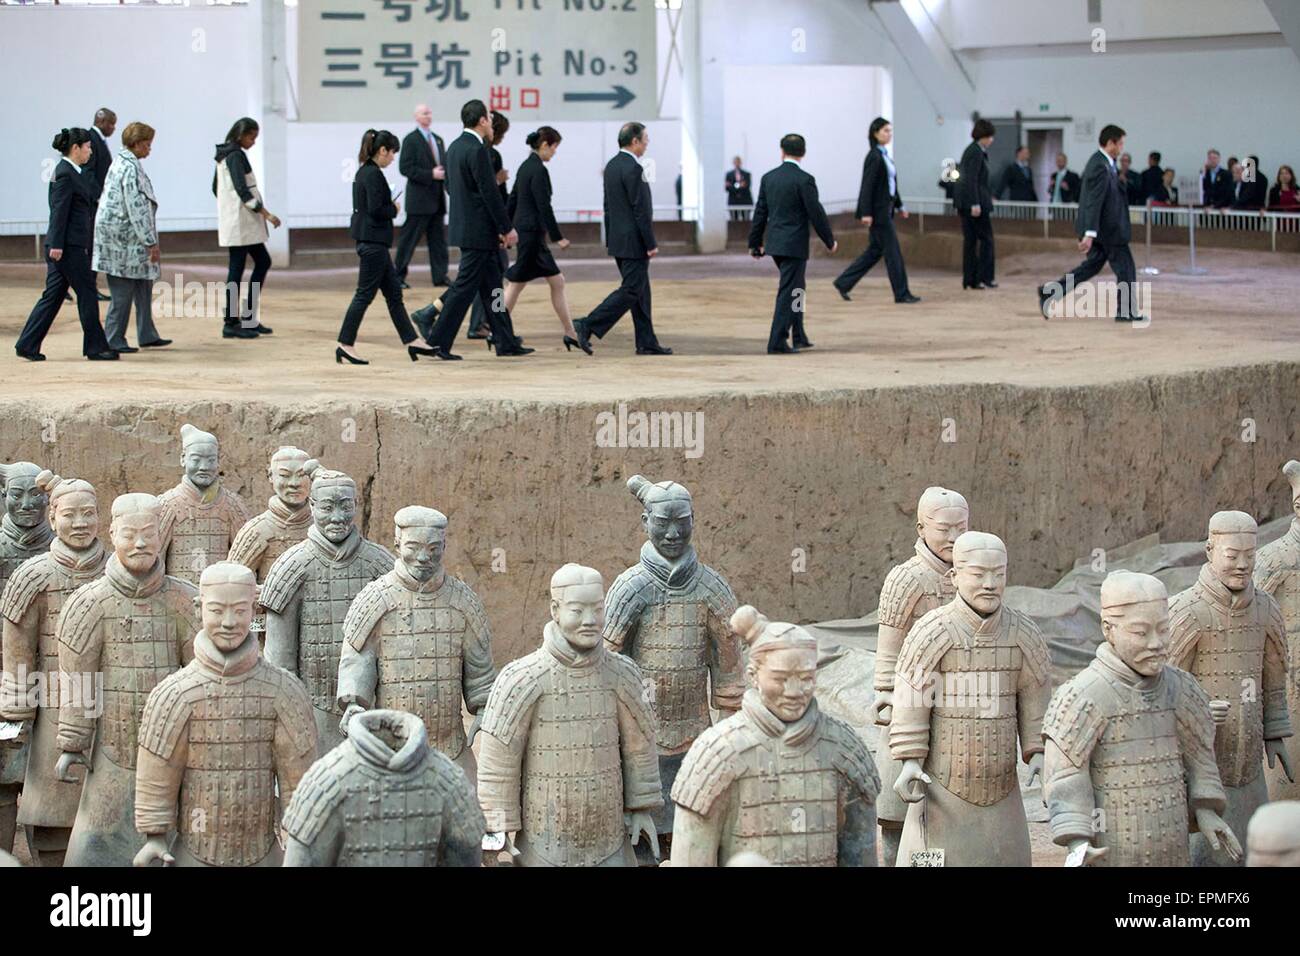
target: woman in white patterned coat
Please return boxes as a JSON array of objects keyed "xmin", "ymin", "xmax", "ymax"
[{"xmin": 92, "ymin": 122, "xmax": 170, "ymax": 352}]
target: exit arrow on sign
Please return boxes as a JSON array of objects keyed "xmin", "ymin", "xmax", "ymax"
[{"xmin": 563, "ymin": 85, "xmax": 636, "ymax": 109}]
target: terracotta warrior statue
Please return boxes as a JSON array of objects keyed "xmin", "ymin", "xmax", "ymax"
[
  {"xmin": 1245, "ymin": 800, "xmax": 1300, "ymax": 866},
  {"xmin": 890, "ymin": 530, "xmax": 1051, "ymax": 867},
  {"xmin": 0, "ymin": 471, "xmax": 107, "ymax": 866},
  {"xmin": 1043, "ymin": 571, "xmax": 1239, "ymax": 866},
  {"xmin": 873, "ymin": 485, "xmax": 968, "ymax": 866},
  {"xmin": 604, "ymin": 475, "xmax": 742, "ymax": 858},
  {"xmin": 55, "ymin": 493, "xmax": 200, "ymax": 867},
  {"xmin": 0, "ymin": 460, "xmax": 53, "ymax": 855},
  {"xmin": 262, "ymin": 462, "xmax": 392, "ymax": 754},
  {"xmin": 283, "ymin": 708, "xmax": 485, "ymax": 867},
  {"xmin": 338, "ymin": 506, "xmax": 496, "ymax": 783},
  {"xmin": 670, "ymin": 606, "xmax": 880, "ymax": 867},
  {"xmin": 228, "ymin": 446, "xmax": 314, "ymax": 582},
  {"xmin": 158, "ymin": 423, "xmax": 250, "ymax": 586},
  {"xmin": 478, "ymin": 564, "xmax": 662, "ymax": 866},
  {"xmin": 1255, "ymin": 461, "xmax": 1300, "ymax": 802},
  {"xmin": 133, "ymin": 561, "xmax": 317, "ymax": 867},
  {"xmin": 1170, "ymin": 510, "xmax": 1294, "ymax": 866}
]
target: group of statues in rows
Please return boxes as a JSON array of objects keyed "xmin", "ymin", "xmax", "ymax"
[{"xmin": 0, "ymin": 423, "xmax": 1297, "ymax": 866}]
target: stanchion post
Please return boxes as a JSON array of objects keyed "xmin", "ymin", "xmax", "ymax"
[
  {"xmin": 1179, "ymin": 206, "xmax": 1208, "ymax": 275},
  {"xmin": 1140, "ymin": 200, "xmax": 1159, "ymax": 275}
]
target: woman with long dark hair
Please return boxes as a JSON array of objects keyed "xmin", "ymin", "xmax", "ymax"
[
  {"xmin": 503, "ymin": 126, "xmax": 586, "ymax": 352},
  {"xmin": 213, "ymin": 117, "xmax": 279, "ymax": 339},
  {"xmin": 1269, "ymin": 164, "xmax": 1299, "ymax": 211},
  {"xmin": 335, "ymin": 129, "xmax": 438, "ymax": 364},
  {"xmin": 15, "ymin": 128, "xmax": 117, "ymax": 361}
]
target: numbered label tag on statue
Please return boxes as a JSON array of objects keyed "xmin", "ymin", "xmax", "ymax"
[{"xmin": 910, "ymin": 848, "xmax": 945, "ymax": 867}]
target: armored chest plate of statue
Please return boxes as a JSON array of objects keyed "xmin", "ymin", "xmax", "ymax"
[
  {"xmin": 605, "ymin": 547, "xmax": 740, "ymax": 753},
  {"xmin": 160, "ymin": 482, "xmax": 249, "ymax": 586}
]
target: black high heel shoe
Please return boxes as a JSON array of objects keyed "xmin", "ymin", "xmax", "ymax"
[
  {"xmin": 408, "ymin": 344, "xmax": 440, "ymax": 361},
  {"xmin": 564, "ymin": 335, "xmax": 593, "ymax": 355},
  {"xmin": 335, "ymin": 347, "xmax": 368, "ymax": 365}
]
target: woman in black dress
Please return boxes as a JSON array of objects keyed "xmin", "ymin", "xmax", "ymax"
[
  {"xmin": 335, "ymin": 129, "xmax": 439, "ymax": 364},
  {"xmin": 503, "ymin": 127, "xmax": 585, "ymax": 352}
]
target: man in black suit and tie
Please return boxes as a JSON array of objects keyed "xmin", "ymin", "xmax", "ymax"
[
  {"xmin": 998, "ymin": 145, "xmax": 1037, "ymax": 202},
  {"xmin": 1201, "ymin": 149, "xmax": 1232, "ymax": 207},
  {"xmin": 747, "ymin": 134, "xmax": 837, "ymax": 354},
  {"xmin": 414, "ymin": 99, "xmax": 531, "ymax": 358},
  {"xmin": 1139, "ymin": 152, "xmax": 1164, "ymax": 206},
  {"xmin": 573, "ymin": 122, "xmax": 671, "ymax": 355},
  {"xmin": 832, "ymin": 117, "xmax": 919, "ymax": 304},
  {"xmin": 1048, "ymin": 153, "xmax": 1081, "ymax": 203},
  {"xmin": 86, "ymin": 107, "xmax": 116, "ymax": 301},
  {"xmin": 726, "ymin": 156, "xmax": 754, "ymax": 221},
  {"xmin": 1039, "ymin": 124, "xmax": 1142, "ymax": 323},
  {"xmin": 394, "ymin": 103, "xmax": 449, "ymax": 290},
  {"xmin": 955, "ymin": 119, "xmax": 997, "ymax": 290}
]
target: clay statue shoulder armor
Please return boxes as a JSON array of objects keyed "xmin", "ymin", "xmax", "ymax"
[
  {"xmin": 55, "ymin": 578, "xmax": 110, "ymax": 655},
  {"xmin": 357, "ymin": 540, "xmax": 396, "ymax": 577},
  {"xmin": 1042, "ymin": 668, "xmax": 1110, "ymax": 766},
  {"xmin": 282, "ymin": 745, "xmax": 349, "ymax": 844},
  {"xmin": 1255, "ymin": 537, "xmax": 1296, "ymax": 593},
  {"xmin": 695, "ymin": 563, "xmax": 738, "ymax": 614},
  {"xmin": 0, "ymin": 554, "xmax": 54, "ymax": 624},
  {"xmin": 895, "ymin": 605, "xmax": 956, "ymax": 679},
  {"xmin": 262, "ymin": 660, "xmax": 318, "ymax": 757},
  {"xmin": 603, "ymin": 563, "xmax": 654, "ymax": 641},
  {"xmin": 138, "ymin": 665, "xmax": 208, "ymax": 760},
  {"xmin": 480, "ymin": 649, "xmax": 549, "ymax": 745},
  {"xmin": 425, "ymin": 747, "xmax": 482, "ymax": 820},
  {"xmin": 343, "ymin": 576, "xmax": 399, "ymax": 652},
  {"xmin": 1167, "ymin": 586, "xmax": 1212, "ymax": 660},
  {"xmin": 878, "ymin": 559, "xmax": 930, "ymax": 629},
  {"xmin": 1167, "ymin": 663, "xmax": 1216, "ymax": 752},
  {"xmin": 1004, "ymin": 607, "xmax": 1051, "ymax": 683},
  {"xmin": 161, "ymin": 575, "xmax": 201, "ymax": 614},
  {"xmin": 444, "ymin": 574, "xmax": 490, "ymax": 629},
  {"xmin": 227, "ymin": 515, "xmax": 272, "ymax": 566},
  {"xmin": 606, "ymin": 650, "xmax": 656, "ymax": 739},
  {"xmin": 670, "ymin": 712, "xmax": 764, "ymax": 817},
  {"xmin": 820, "ymin": 713, "xmax": 881, "ymax": 804},
  {"xmin": 258, "ymin": 540, "xmax": 314, "ymax": 613}
]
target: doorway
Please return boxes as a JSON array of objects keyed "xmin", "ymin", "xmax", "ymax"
[{"xmin": 1026, "ymin": 128, "xmax": 1064, "ymax": 201}]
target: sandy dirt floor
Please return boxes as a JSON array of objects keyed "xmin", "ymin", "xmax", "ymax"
[{"xmin": 1, "ymin": 244, "xmax": 1298, "ymax": 405}]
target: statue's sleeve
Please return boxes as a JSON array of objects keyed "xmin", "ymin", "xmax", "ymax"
[
  {"xmin": 889, "ymin": 649, "xmax": 936, "ymax": 761},
  {"xmin": 1262, "ymin": 599, "xmax": 1293, "ymax": 741},
  {"xmin": 838, "ymin": 785, "xmax": 878, "ymax": 867},
  {"xmin": 283, "ymin": 828, "xmax": 339, "ymax": 868},
  {"xmin": 615, "ymin": 661, "xmax": 664, "ymax": 813},
  {"xmin": 439, "ymin": 766, "xmax": 488, "ymax": 868},
  {"xmin": 134, "ymin": 735, "xmax": 187, "ymax": 836},
  {"xmin": 477, "ymin": 729, "xmax": 526, "ymax": 835},
  {"xmin": 1172, "ymin": 668, "xmax": 1228, "ymax": 816},
  {"xmin": 875, "ymin": 565, "xmax": 920, "ymax": 693},
  {"xmin": 1167, "ymin": 595, "xmax": 1201, "ymax": 672},
  {"xmin": 459, "ymin": 589, "xmax": 497, "ymax": 716},
  {"xmin": 668, "ymin": 803, "xmax": 724, "ymax": 867},
  {"xmin": 263, "ymin": 591, "xmax": 302, "ymax": 675},
  {"xmin": 335, "ymin": 639, "xmax": 377, "ymax": 712},
  {"xmin": 1041, "ymin": 678, "xmax": 1105, "ymax": 847},
  {"xmin": 0, "ymin": 610, "xmax": 40, "ymax": 721},
  {"xmin": 274, "ymin": 675, "xmax": 319, "ymax": 811},
  {"xmin": 56, "ymin": 586, "xmax": 104, "ymax": 754},
  {"xmin": 227, "ymin": 519, "xmax": 266, "ymax": 570},
  {"xmin": 602, "ymin": 570, "xmax": 641, "ymax": 655},
  {"xmin": 706, "ymin": 577, "xmax": 743, "ymax": 712},
  {"xmin": 1016, "ymin": 624, "xmax": 1052, "ymax": 761}
]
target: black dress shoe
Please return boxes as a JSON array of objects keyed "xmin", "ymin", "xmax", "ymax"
[
  {"xmin": 1114, "ymin": 315, "xmax": 1135, "ymax": 323},
  {"xmin": 564, "ymin": 335, "xmax": 593, "ymax": 355},
  {"xmin": 963, "ymin": 282, "xmax": 984, "ymax": 290},
  {"xmin": 984, "ymin": 281, "xmax": 999, "ymax": 288},
  {"xmin": 140, "ymin": 338, "xmax": 172, "ymax": 348},
  {"xmin": 895, "ymin": 293, "xmax": 922, "ymax": 304},
  {"xmin": 114, "ymin": 345, "xmax": 140, "ymax": 354},
  {"xmin": 768, "ymin": 344, "xmax": 795, "ymax": 354},
  {"xmin": 411, "ymin": 303, "xmax": 438, "ymax": 343},
  {"xmin": 1037, "ymin": 285, "xmax": 1054, "ymax": 320},
  {"xmin": 433, "ymin": 278, "xmax": 451, "ymax": 287},
  {"xmin": 87, "ymin": 350, "xmax": 120, "ymax": 361},
  {"xmin": 833, "ymin": 283, "xmax": 851, "ymax": 301},
  {"xmin": 793, "ymin": 338, "xmax": 814, "ymax": 349},
  {"xmin": 572, "ymin": 319, "xmax": 593, "ymax": 354},
  {"xmin": 335, "ymin": 347, "xmax": 369, "ymax": 365},
  {"xmin": 433, "ymin": 347, "xmax": 463, "ymax": 361},
  {"xmin": 636, "ymin": 344, "xmax": 673, "ymax": 355},
  {"xmin": 408, "ymin": 344, "xmax": 440, "ymax": 361},
  {"xmin": 96, "ymin": 291, "xmax": 110, "ymax": 302},
  {"xmin": 16, "ymin": 349, "xmax": 45, "ymax": 362},
  {"xmin": 64, "ymin": 292, "xmax": 73, "ymax": 303},
  {"xmin": 222, "ymin": 325, "xmax": 258, "ymax": 339},
  {"xmin": 253, "ymin": 324, "xmax": 273, "ymax": 335},
  {"xmin": 496, "ymin": 345, "xmax": 535, "ymax": 357},
  {"xmin": 399, "ymin": 279, "xmax": 411, "ymax": 290}
]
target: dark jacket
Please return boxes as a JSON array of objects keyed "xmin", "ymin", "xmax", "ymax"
[
  {"xmin": 398, "ymin": 127, "xmax": 447, "ymax": 216},
  {"xmin": 1139, "ymin": 166, "xmax": 1164, "ymax": 204},
  {"xmin": 747, "ymin": 160, "xmax": 834, "ymax": 259},
  {"xmin": 211, "ymin": 142, "xmax": 263, "ymax": 211},
  {"xmin": 45, "ymin": 158, "xmax": 95, "ymax": 249},
  {"xmin": 1202, "ymin": 166, "xmax": 1232, "ymax": 207},
  {"xmin": 1117, "ymin": 169, "xmax": 1143, "ymax": 206},
  {"xmin": 603, "ymin": 150, "xmax": 656, "ymax": 258},
  {"xmin": 1049, "ymin": 168, "xmax": 1081, "ymax": 203},
  {"xmin": 998, "ymin": 162, "xmax": 1037, "ymax": 201},
  {"xmin": 489, "ymin": 146, "xmax": 508, "ymax": 206},
  {"xmin": 726, "ymin": 167, "xmax": 753, "ymax": 205},
  {"xmin": 507, "ymin": 152, "xmax": 563, "ymax": 242},
  {"xmin": 349, "ymin": 161, "xmax": 398, "ymax": 245},
  {"xmin": 1076, "ymin": 149, "xmax": 1131, "ymax": 246},
  {"xmin": 87, "ymin": 127, "xmax": 112, "ymax": 203},
  {"xmin": 855, "ymin": 145, "xmax": 902, "ymax": 222},
  {"xmin": 1232, "ymin": 173, "xmax": 1268, "ymax": 210},
  {"xmin": 446, "ymin": 129, "xmax": 512, "ymax": 250},
  {"xmin": 954, "ymin": 141, "xmax": 991, "ymax": 214}
]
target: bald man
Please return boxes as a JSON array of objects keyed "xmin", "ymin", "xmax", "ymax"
[{"xmin": 395, "ymin": 104, "xmax": 450, "ymax": 289}]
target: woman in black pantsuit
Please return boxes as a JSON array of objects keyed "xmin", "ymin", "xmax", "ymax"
[
  {"xmin": 336, "ymin": 129, "xmax": 439, "ymax": 365},
  {"xmin": 15, "ymin": 128, "xmax": 117, "ymax": 361},
  {"xmin": 502, "ymin": 127, "xmax": 586, "ymax": 352}
]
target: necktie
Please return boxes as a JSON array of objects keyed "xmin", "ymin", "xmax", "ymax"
[{"xmin": 426, "ymin": 130, "xmax": 438, "ymax": 164}]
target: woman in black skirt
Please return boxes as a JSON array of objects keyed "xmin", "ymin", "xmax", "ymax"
[
  {"xmin": 503, "ymin": 127, "xmax": 586, "ymax": 352},
  {"xmin": 336, "ymin": 129, "xmax": 439, "ymax": 365}
]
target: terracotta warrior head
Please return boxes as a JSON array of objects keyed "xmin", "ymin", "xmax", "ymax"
[
  {"xmin": 305, "ymin": 460, "xmax": 358, "ymax": 545},
  {"xmin": 1246, "ymin": 801, "xmax": 1300, "ymax": 867},
  {"xmin": 550, "ymin": 563, "xmax": 605, "ymax": 650},
  {"xmin": 38, "ymin": 470, "xmax": 98, "ymax": 551},
  {"xmin": 1283, "ymin": 460, "xmax": 1300, "ymax": 521},
  {"xmin": 1100, "ymin": 571, "xmax": 1170, "ymax": 678},
  {"xmin": 916, "ymin": 486, "xmax": 970, "ymax": 564},
  {"xmin": 1205, "ymin": 510, "xmax": 1257, "ymax": 592},
  {"xmin": 268, "ymin": 446, "xmax": 312, "ymax": 509},
  {"xmin": 629, "ymin": 475, "xmax": 693, "ymax": 561},
  {"xmin": 951, "ymin": 531, "xmax": 1007, "ymax": 615},
  {"xmin": 199, "ymin": 561, "xmax": 258, "ymax": 653},
  {"xmin": 179, "ymin": 424, "xmax": 220, "ymax": 491},
  {"xmin": 0, "ymin": 461, "xmax": 49, "ymax": 530},
  {"xmin": 393, "ymin": 506, "xmax": 447, "ymax": 583},
  {"xmin": 110, "ymin": 493, "xmax": 164, "ymax": 576},
  {"xmin": 732, "ymin": 605, "xmax": 818, "ymax": 723}
]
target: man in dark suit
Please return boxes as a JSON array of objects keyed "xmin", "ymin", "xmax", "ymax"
[
  {"xmin": 1048, "ymin": 153, "xmax": 1081, "ymax": 203},
  {"xmin": 573, "ymin": 122, "xmax": 671, "ymax": 355},
  {"xmin": 726, "ymin": 156, "xmax": 754, "ymax": 221},
  {"xmin": 1039, "ymin": 124, "xmax": 1141, "ymax": 323},
  {"xmin": 747, "ymin": 134, "xmax": 837, "ymax": 354},
  {"xmin": 832, "ymin": 117, "xmax": 919, "ymax": 304},
  {"xmin": 955, "ymin": 118, "xmax": 997, "ymax": 290},
  {"xmin": 86, "ymin": 107, "xmax": 116, "ymax": 302},
  {"xmin": 1201, "ymin": 149, "xmax": 1232, "ymax": 207},
  {"xmin": 1232, "ymin": 155, "xmax": 1268, "ymax": 209},
  {"xmin": 394, "ymin": 103, "xmax": 449, "ymax": 290},
  {"xmin": 414, "ymin": 99, "xmax": 531, "ymax": 358},
  {"xmin": 1139, "ymin": 152, "xmax": 1164, "ymax": 206},
  {"xmin": 1117, "ymin": 153, "xmax": 1143, "ymax": 205},
  {"xmin": 998, "ymin": 146, "xmax": 1037, "ymax": 201}
]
